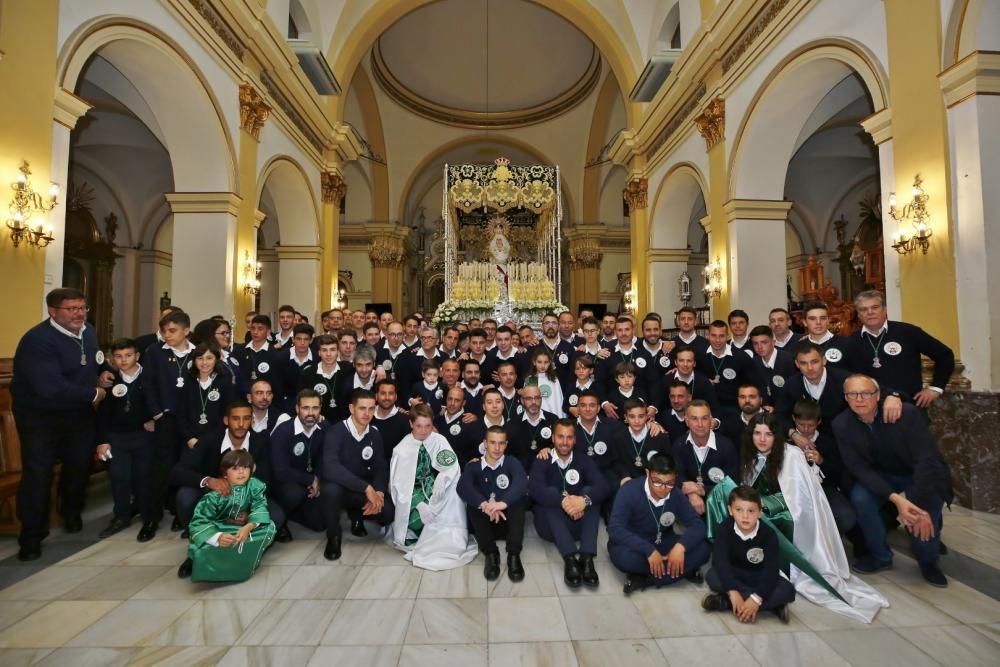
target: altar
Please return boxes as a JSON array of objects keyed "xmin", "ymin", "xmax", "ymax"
[{"xmin": 432, "ymin": 157, "xmax": 567, "ymax": 328}]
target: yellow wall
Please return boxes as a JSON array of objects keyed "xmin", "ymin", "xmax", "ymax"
[{"xmin": 0, "ymin": 0, "xmax": 60, "ymax": 355}]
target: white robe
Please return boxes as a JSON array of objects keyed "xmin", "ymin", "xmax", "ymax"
[
  {"xmin": 388, "ymin": 432, "xmax": 477, "ymax": 570},
  {"xmin": 778, "ymin": 445, "xmax": 890, "ymax": 623}
]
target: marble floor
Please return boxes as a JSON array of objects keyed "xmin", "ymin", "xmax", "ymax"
[{"xmin": 0, "ymin": 498, "xmax": 999, "ymax": 667}]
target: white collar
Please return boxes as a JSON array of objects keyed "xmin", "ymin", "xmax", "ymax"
[
  {"xmin": 542, "ymin": 337, "xmax": 560, "ymax": 350},
  {"xmin": 629, "ymin": 425, "xmax": 649, "ymax": 441},
  {"xmin": 522, "ymin": 411, "xmax": 544, "ymax": 426},
  {"xmin": 644, "ymin": 479, "xmax": 669, "ymax": 507},
  {"xmin": 293, "ymin": 416, "xmax": 318, "ymax": 438},
  {"xmin": 290, "ymin": 348, "xmax": 314, "ymax": 365},
  {"xmin": 246, "ymin": 340, "xmax": 270, "ymax": 352},
  {"xmin": 345, "ymin": 417, "xmax": 370, "ymax": 441},
  {"xmin": 471, "ymin": 352, "xmax": 487, "ymax": 364},
  {"xmin": 552, "ymin": 452, "xmax": 573, "ymax": 469},
  {"xmin": 198, "ymin": 374, "xmax": 216, "ymax": 390},
  {"xmin": 402, "ymin": 335, "xmax": 419, "ymax": 347},
  {"xmin": 618, "ymin": 386, "xmax": 634, "ymax": 398},
  {"xmin": 805, "ymin": 368, "xmax": 828, "ymax": 390},
  {"xmin": 670, "ymin": 409, "xmax": 686, "ymax": 421},
  {"xmin": 809, "ymin": 331, "xmax": 834, "ymax": 344},
  {"xmin": 762, "ymin": 348, "xmax": 778, "ymax": 368},
  {"xmin": 387, "ymin": 343, "xmax": 405, "ymax": 357},
  {"xmin": 642, "ymin": 340, "xmax": 662, "ymax": 356},
  {"xmin": 375, "ymin": 406, "xmax": 400, "ymax": 419},
  {"xmin": 686, "ymin": 431, "xmax": 717, "ymax": 451},
  {"xmin": 354, "ymin": 374, "xmax": 375, "ymax": 390},
  {"xmin": 416, "ymin": 347, "xmax": 438, "ymax": 359},
  {"xmin": 735, "ymin": 520, "xmax": 760, "ymax": 541},
  {"xmin": 677, "ymin": 331, "xmax": 697, "ymax": 344},
  {"xmin": 317, "ymin": 364, "xmax": 339, "ymax": 379},
  {"xmin": 444, "ymin": 409, "xmax": 464, "ymax": 424},
  {"xmin": 422, "ymin": 380, "xmax": 439, "ymax": 391},
  {"xmin": 675, "ymin": 372, "xmax": 693, "ymax": 384},
  {"xmin": 163, "ymin": 340, "xmax": 194, "ymax": 356},
  {"xmin": 709, "ymin": 345, "xmax": 732, "ymax": 358},
  {"xmin": 483, "ymin": 415, "xmax": 505, "ymax": 428},
  {"xmin": 582, "ymin": 342, "xmax": 603, "ymax": 355},
  {"xmin": 495, "ymin": 348, "xmax": 516, "ymax": 360},
  {"xmin": 575, "ymin": 378, "xmax": 593, "ymax": 390},
  {"xmin": 863, "ymin": 321, "xmax": 889, "ymax": 336},
  {"xmin": 499, "ymin": 387, "xmax": 517, "ymax": 400},
  {"xmin": 463, "ymin": 383, "xmax": 483, "ymax": 395},
  {"xmin": 741, "ymin": 410, "xmax": 761, "ymax": 426},
  {"xmin": 614, "ymin": 342, "xmax": 635, "ymax": 354},
  {"xmin": 119, "ymin": 366, "xmax": 142, "ymax": 383},
  {"xmin": 577, "ymin": 416, "xmax": 599, "ymax": 434},
  {"xmin": 275, "ymin": 329, "xmax": 293, "ymax": 344},
  {"xmin": 221, "ymin": 430, "xmax": 244, "ymax": 453},
  {"xmin": 481, "ymin": 455, "xmax": 504, "ymax": 470},
  {"xmin": 731, "ymin": 335, "xmax": 748, "ymax": 346},
  {"xmin": 49, "ymin": 318, "xmax": 85, "ymax": 340},
  {"xmin": 252, "ymin": 409, "xmax": 270, "ymax": 432},
  {"xmin": 774, "ymin": 331, "xmax": 794, "ymax": 346}
]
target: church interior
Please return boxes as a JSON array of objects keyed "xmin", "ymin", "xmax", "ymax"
[{"xmin": 1, "ymin": 0, "xmax": 1000, "ymax": 664}]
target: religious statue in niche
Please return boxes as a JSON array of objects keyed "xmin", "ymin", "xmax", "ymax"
[{"xmin": 487, "ymin": 215, "xmax": 511, "ymax": 264}]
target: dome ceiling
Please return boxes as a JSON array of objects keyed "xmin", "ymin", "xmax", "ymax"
[{"xmin": 372, "ymin": 0, "xmax": 600, "ymax": 128}]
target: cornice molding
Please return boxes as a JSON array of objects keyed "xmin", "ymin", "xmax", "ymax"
[
  {"xmin": 939, "ymin": 50, "xmax": 1000, "ymax": 108},
  {"xmin": 275, "ymin": 245, "xmax": 323, "ymax": 261},
  {"xmin": 860, "ymin": 107, "xmax": 892, "ymax": 145},
  {"xmin": 647, "ymin": 248, "xmax": 692, "ymax": 262},
  {"xmin": 164, "ymin": 192, "xmax": 242, "ymax": 215},
  {"xmin": 722, "ymin": 198, "xmax": 793, "ymax": 221},
  {"xmin": 53, "ymin": 87, "xmax": 93, "ymax": 130}
]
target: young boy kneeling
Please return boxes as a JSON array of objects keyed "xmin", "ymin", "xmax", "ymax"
[
  {"xmin": 702, "ymin": 485, "xmax": 795, "ymax": 623},
  {"xmin": 187, "ymin": 449, "xmax": 276, "ymax": 583}
]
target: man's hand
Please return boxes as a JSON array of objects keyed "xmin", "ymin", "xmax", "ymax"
[
  {"xmin": 596, "ymin": 348, "xmax": 610, "ymax": 359},
  {"xmin": 666, "ymin": 543, "xmax": 686, "ymax": 578},
  {"xmin": 461, "ymin": 412, "xmax": 478, "ymax": 424},
  {"xmin": 687, "ymin": 493, "xmax": 706, "ymax": 515},
  {"xmin": 561, "ymin": 495, "xmax": 586, "ymax": 519},
  {"xmin": 374, "ymin": 367, "xmax": 387, "ymax": 382},
  {"xmin": 648, "ymin": 550, "xmax": 667, "ymax": 578},
  {"xmin": 218, "ymin": 533, "xmax": 239, "ymax": 548},
  {"xmin": 96, "ymin": 443, "xmax": 111, "ymax": 461},
  {"xmin": 883, "ymin": 394, "xmax": 904, "ymax": 422},
  {"xmin": 364, "ymin": 485, "xmax": 384, "ymax": 514},
  {"xmin": 728, "ymin": 590, "xmax": 745, "ymax": 616},
  {"xmin": 99, "ymin": 370, "xmax": 115, "ymax": 388},
  {"xmin": 681, "ymin": 481, "xmax": 702, "ymax": 497},
  {"xmin": 738, "ymin": 596, "xmax": 760, "ymax": 623},
  {"xmin": 143, "ymin": 420, "xmax": 156, "ymax": 432},
  {"xmin": 603, "ymin": 403, "xmax": 619, "ymax": 419},
  {"xmin": 648, "ymin": 420, "xmax": 665, "ymax": 437},
  {"xmin": 661, "ymin": 340, "xmax": 676, "ymax": 354},
  {"xmin": 206, "ymin": 478, "xmax": 231, "ymax": 495},
  {"xmin": 891, "ymin": 494, "xmax": 935, "ymax": 540},
  {"xmin": 913, "ymin": 389, "xmax": 941, "ymax": 409},
  {"xmin": 187, "ymin": 438, "xmax": 198, "ymax": 449},
  {"xmin": 307, "ymin": 476, "xmax": 320, "ymax": 499},
  {"xmin": 93, "ymin": 387, "xmax": 107, "ymax": 406},
  {"xmin": 536, "ymin": 447, "xmax": 553, "ymax": 460}
]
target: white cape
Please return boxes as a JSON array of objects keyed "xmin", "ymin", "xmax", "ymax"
[
  {"xmin": 388, "ymin": 432, "xmax": 477, "ymax": 571},
  {"xmin": 778, "ymin": 445, "xmax": 889, "ymax": 623}
]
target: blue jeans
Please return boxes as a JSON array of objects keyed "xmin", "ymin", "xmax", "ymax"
[{"xmin": 849, "ymin": 472, "xmax": 942, "ymax": 564}]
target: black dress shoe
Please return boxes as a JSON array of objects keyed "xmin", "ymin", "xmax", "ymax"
[
  {"xmin": 324, "ymin": 536, "xmax": 342, "ymax": 561},
  {"xmin": 171, "ymin": 517, "xmax": 183, "ymax": 532},
  {"xmin": 685, "ymin": 570, "xmax": 704, "ymax": 585},
  {"xmin": 919, "ymin": 561, "xmax": 948, "ymax": 587},
  {"xmin": 177, "ymin": 558, "xmax": 193, "ymax": 578},
  {"xmin": 701, "ymin": 592, "xmax": 731, "ymax": 612},
  {"xmin": 563, "ymin": 555, "xmax": 582, "ymax": 588},
  {"xmin": 98, "ymin": 517, "xmax": 130, "ymax": 539},
  {"xmin": 350, "ymin": 520, "xmax": 368, "ymax": 537},
  {"xmin": 17, "ymin": 544, "xmax": 41, "ymax": 562},
  {"xmin": 507, "ymin": 552, "xmax": 525, "ymax": 582},
  {"xmin": 484, "ymin": 552, "xmax": 501, "ymax": 581},
  {"xmin": 774, "ymin": 604, "xmax": 791, "ymax": 624},
  {"xmin": 274, "ymin": 525, "xmax": 293, "ymax": 543},
  {"xmin": 136, "ymin": 521, "xmax": 157, "ymax": 543},
  {"xmin": 580, "ymin": 554, "xmax": 599, "ymax": 587},
  {"xmin": 180, "ymin": 528, "xmax": 189, "ymax": 539},
  {"xmin": 63, "ymin": 516, "xmax": 83, "ymax": 533},
  {"xmin": 623, "ymin": 573, "xmax": 652, "ymax": 596}
]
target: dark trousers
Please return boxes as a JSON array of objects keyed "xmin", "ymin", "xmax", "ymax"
[
  {"xmin": 273, "ymin": 481, "xmax": 325, "ymax": 532},
  {"xmin": 320, "ymin": 482, "xmax": 394, "ymax": 540},
  {"xmin": 107, "ymin": 430, "xmax": 156, "ymax": 522},
  {"xmin": 175, "ymin": 485, "xmax": 286, "ymax": 529},
  {"xmin": 824, "ymin": 486, "xmax": 857, "ymax": 533},
  {"xmin": 706, "ymin": 567, "xmax": 796, "ymax": 609},
  {"xmin": 850, "ymin": 472, "xmax": 943, "ymax": 564},
  {"xmin": 608, "ymin": 538, "xmax": 711, "ymax": 584},
  {"xmin": 14, "ymin": 406, "xmax": 95, "ymax": 547},
  {"xmin": 533, "ymin": 505, "xmax": 600, "ymax": 556},
  {"xmin": 151, "ymin": 414, "xmax": 180, "ymax": 522},
  {"xmin": 466, "ymin": 503, "xmax": 525, "ymax": 554}
]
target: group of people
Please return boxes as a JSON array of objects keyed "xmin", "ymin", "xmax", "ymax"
[{"xmin": 10, "ymin": 286, "xmax": 956, "ymax": 624}]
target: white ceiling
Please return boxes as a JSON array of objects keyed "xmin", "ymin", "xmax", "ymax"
[{"xmin": 377, "ymin": 0, "xmax": 595, "ymax": 113}]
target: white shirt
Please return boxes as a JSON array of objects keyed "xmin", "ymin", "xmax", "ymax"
[
  {"xmin": 289, "ymin": 348, "xmax": 314, "ymax": 366},
  {"xmin": 274, "ymin": 330, "xmax": 293, "ymax": 346},
  {"xmin": 522, "ymin": 411, "xmax": 544, "ymax": 427},
  {"xmin": 613, "ymin": 342, "xmax": 635, "ymax": 355},
  {"xmin": 164, "ymin": 341, "xmax": 194, "ymax": 356},
  {"xmin": 376, "ymin": 406, "xmax": 400, "ymax": 419},
  {"xmin": 677, "ymin": 332, "xmax": 698, "ymax": 345},
  {"xmin": 119, "ymin": 366, "xmax": 142, "ymax": 383},
  {"xmin": 577, "ymin": 417, "xmax": 599, "ymax": 436},
  {"xmin": 773, "ymin": 331, "xmax": 795, "ymax": 347},
  {"xmin": 317, "ymin": 364, "xmax": 339, "ymax": 380},
  {"xmin": 642, "ymin": 341, "xmax": 663, "ymax": 356},
  {"xmin": 354, "ymin": 374, "xmax": 375, "ymax": 390},
  {"xmin": 49, "ymin": 318, "xmax": 85, "ymax": 339},
  {"xmin": 708, "ymin": 345, "xmax": 732, "ymax": 359},
  {"xmin": 198, "ymin": 375, "xmax": 215, "ymax": 390},
  {"xmin": 862, "ymin": 321, "xmax": 889, "ymax": 337},
  {"xmin": 686, "ymin": 431, "xmax": 718, "ymax": 464},
  {"xmin": 293, "ymin": 416, "xmax": 318, "ymax": 438},
  {"xmin": 252, "ymin": 410, "xmax": 270, "ymax": 433},
  {"xmin": 629, "ymin": 425, "xmax": 649, "ymax": 442},
  {"xmin": 345, "ymin": 417, "xmax": 371, "ymax": 441},
  {"xmin": 246, "ymin": 340, "xmax": 270, "ymax": 352},
  {"xmin": 495, "ymin": 348, "xmax": 517, "ymax": 360},
  {"xmin": 220, "ymin": 430, "xmax": 240, "ymax": 454},
  {"xmin": 644, "ymin": 479, "xmax": 669, "ymax": 506},
  {"xmin": 809, "ymin": 331, "xmax": 834, "ymax": 345},
  {"xmin": 734, "ymin": 519, "xmax": 760, "ymax": 541},
  {"xmin": 618, "ymin": 387, "xmax": 634, "ymax": 399},
  {"xmin": 761, "ymin": 348, "xmax": 778, "ymax": 369},
  {"xmin": 463, "ymin": 383, "xmax": 483, "ymax": 396},
  {"xmin": 804, "ymin": 369, "xmax": 828, "ymax": 400},
  {"xmin": 552, "ymin": 452, "xmax": 574, "ymax": 469},
  {"xmin": 481, "ymin": 455, "xmax": 505, "ymax": 470},
  {"xmin": 444, "ymin": 409, "xmax": 464, "ymax": 424}
]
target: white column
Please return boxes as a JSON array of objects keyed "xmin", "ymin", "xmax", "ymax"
[
  {"xmin": 113, "ymin": 247, "xmax": 140, "ymax": 337},
  {"xmin": 257, "ymin": 248, "xmax": 279, "ymax": 319},
  {"xmin": 942, "ymin": 52, "xmax": 1000, "ymax": 390},
  {"xmin": 724, "ymin": 200, "xmax": 792, "ymax": 327},
  {"xmin": 648, "ymin": 248, "xmax": 691, "ymax": 317},
  {"xmin": 164, "ymin": 193, "xmax": 240, "ymax": 323},
  {"xmin": 277, "ymin": 245, "xmax": 322, "ymax": 322},
  {"xmin": 45, "ymin": 89, "xmax": 93, "ymax": 314},
  {"xmin": 860, "ymin": 108, "xmax": 902, "ymax": 319}
]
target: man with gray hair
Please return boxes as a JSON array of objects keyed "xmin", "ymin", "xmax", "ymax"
[
  {"xmin": 832, "ymin": 373, "xmax": 952, "ymax": 587},
  {"xmin": 402, "ymin": 325, "xmax": 446, "ymax": 394}
]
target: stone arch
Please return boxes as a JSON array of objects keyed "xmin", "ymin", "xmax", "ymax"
[
  {"xmin": 944, "ymin": 0, "xmax": 1000, "ymax": 67},
  {"xmin": 650, "ymin": 162, "xmax": 708, "ymax": 249},
  {"xmin": 256, "ymin": 156, "xmax": 321, "ymax": 246}
]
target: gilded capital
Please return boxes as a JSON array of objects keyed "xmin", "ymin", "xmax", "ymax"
[
  {"xmin": 368, "ymin": 235, "xmax": 407, "ymax": 268},
  {"xmin": 623, "ymin": 178, "xmax": 648, "ymax": 212},
  {"xmin": 239, "ymin": 83, "xmax": 270, "ymax": 140},
  {"xmin": 321, "ymin": 172, "xmax": 347, "ymax": 205},
  {"xmin": 569, "ymin": 237, "xmax": 602, "ymax": 269},
  {"xmin": 695, "ymin": 97, "xmax": 725, "ymax": 150}
]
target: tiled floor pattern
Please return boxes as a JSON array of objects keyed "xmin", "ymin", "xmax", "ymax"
[{"xmin": 0, "ymin": 503, "xmax": 998, "ymax": 666}]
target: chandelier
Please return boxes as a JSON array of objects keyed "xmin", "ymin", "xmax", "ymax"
[
  {"xmin": 7, "ymin": 161, "xmax": 59, "ymax": 249},
  {"xmin": 888, "ymin": 174, "xmax": 932, "ymax": 255}
]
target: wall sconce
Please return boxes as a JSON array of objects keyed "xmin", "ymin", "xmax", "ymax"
[
  {"xmin": 678, "ymin": 270, "xmax": 692, "ymax": 305},
  {"xmin": 622, "ymin": 282, "xmax": 636, "ymax": 314},
  {"xmin": 702, "ymin": 257, "xmax": 722, "ymax": 299},
  {"xmin": 242, "ymin": 250, "xmax": 261, "ymax": 296},
  {"xmin": 334, "ymin": 287, "xmax": 347, "ymax": 310},
  {"xmin": 7, "ymin": 161, "xmax": 58, "ymax": 249},
  {"xmin": 888, "ymin": 174, "xmax": 932, "ymax": 255}
]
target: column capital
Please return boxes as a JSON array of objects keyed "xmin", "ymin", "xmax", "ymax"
[
  {"xmin": 623, "ymin": 178, "xmax": 649, "ymax": 211},
  {"xmin": 253, "ymin": 209, "xmax": 267, "ymax": 227},
  {"xmin": 722, "ymin": 198, "xmax": 792, "ymax": 222},
  {"xmin": 695, "ymin": 97, "xmax": 725, "ymax": 150},
  {"xmin": 939, "ymin": 51, "xmax": 1000, "ymax": 108},
  {"xmin": 860, "ymin": 108, "xmax": 892, "ymax": 145},
  {"xmin": 321, "ymin": 171, "xmax": 347, "ymax": 205},
  {"xmin": 239, "ymin": 82, "xmax": 270, "ymax": 141},
  {"xmin": 53, "ymin": 87, "xmax": 92, "ymax": 130},
  {"xmin": 164, "ymin": 192, "xmax": 242, "ymax": 215}
]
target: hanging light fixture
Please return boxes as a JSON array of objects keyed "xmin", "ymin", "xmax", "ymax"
[
  {"xmin": 702, "ymin": 257, "xmax": 722, "ymax": 299},
  {"xmin": 7, "ymin": 161, "xmax": 58, "ymax": 249},
  {"xmin": 242, "ymin": 250, "xmax": 261, "ymax": 296},
  {"xmin": 888, "ymin": 174, "xmax": 933, "ymax": 255}
]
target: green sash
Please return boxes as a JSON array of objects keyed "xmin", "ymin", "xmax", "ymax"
[{"xmin": 406, "ymin": 443, "xmax": 437, "ymax": 546}]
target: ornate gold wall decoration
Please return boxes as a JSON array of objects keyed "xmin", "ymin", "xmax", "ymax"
[
  {"xmin": 187, "ymin": 0, "xmax": 245, "ymax": 60},
  {"xmin": 239, "ymin": 83, "xmax": 270, "ymax": 140},
  {"xmin": 695, "ymin": 97, "xmax": 726, "ymax": 150},
  {"xmin": 260, "ymin": 72, "xmax": 325, "ymax": 152},
  {"xmin": 647, "ymin": 82, "xmax": 707, "ymax": 158},
  {"xmin": 368, "ymin": 235, "xmax": 407, "ymax": 268},
  {"xmin": 623, "ymin": 178, "xmax": 648, "ymax": 211},
  {"xmin": 321, "ymin": 172, "xmax": 347, "ymax": 205},
  {"xmin": 722, "ymin": 0, "xmax": 792, "ymax": 73},
  {"xmin": 569, "ymin": 237, "xmax": 602, "ymax": 269}
]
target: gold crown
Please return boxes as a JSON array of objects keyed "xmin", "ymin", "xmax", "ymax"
[{"xmin": 494, "ymin": 157, "xmax": 510, "ymax": 167}]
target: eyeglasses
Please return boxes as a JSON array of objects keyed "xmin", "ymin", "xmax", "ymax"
[
  {"xmin": 649, "ymin": 478, "xmax": 676, "ymax": 489},
  {"xmin": 217, "ymin": 331, "xmax": 232, "ymax": 337},
  {"xmin": 419, "ymin": 335, "xmax": 437, "ymax": 341},
  {"xmin": 844, "ymin": 391, "xmax": 878, "ymax": 400},
  {"xmin": 55, "ymin": 305, "xmax": 89, "ymax": 314}
]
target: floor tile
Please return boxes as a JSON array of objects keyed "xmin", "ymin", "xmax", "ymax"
[
  {"xmin": 62, "ymin": 566, "xmax": 171, "ymax": 600},
  {"xmin": 971, "ymin": 622, "xmax": 1000, "ymax": 644},
  {"xmin": 790, "ymin": 595, "xmax": 886, "ymax": 631},
  {"xmin": 273, "ymin": 565, "xmax": 359, "ymax": 599},
  {"xmin": 0, "ymin": 566, "xmax": 107, "ymax": 600},
  {"xmin": 561, "ymin": 595, "xmax": 651, "ymax": 640},
  {"xmin": 398, "ymin": 643, "xmax": 487, "ymax": 667},
  {"xmin": 901, "ymin": 580, "xmax": 1000, "ymax": 624},
  {"xmin": 58, "ymin": 539, "xmax": 148, "ymax": 566},
  {"xmin": 656, "ymin": 635, "xmax": 760, "ymax": 665},
  {"xmin": 516, "ymin": 538, "xmax": 552, "ymax": 564},
  {"xmin": 895, "ymin": 624, "xmax": 1000, "ymax": 667},
  {"xmin": 255, "ymin": 540, "xmax": 318, "ymax": 566},
  {"xmin": 149, "ymin": 599, "xmax": 268, "ymax": 646},
  {"xmin": 66, "ymin": 599, "xmax": 196, "ymax": 647},
  {"xmin": 0, "ymin": 648, "xmax": 54, "ymax": 666},
  {"xmin": 488, "ymin": 641, "xmax": 579, "ymax": 667},
  {"xmin": 720, "ymin": 602, "xmax": 810, "ymax": 634},
  {"xmin": 817, "ymin": 628, "xmax": 940, "ymax": 667},
  {"xmin": 119, "ymin": 540, "xmax": 189, "ymax": 567},
  {"xmin": 305, "ymin": 540, "xmax": 373, "ymax": 566},
  {"xmin": 307, "ymin": 645, "xmax": 401, "ymax": 666},
  {"xmin": 0, "ymin": 600, "xmax": 120, "ymax": 648},
  {"xmin": 874, "ymin": 583, "xmax": 961, "ymax": 628},
  {"xmin": 321, "ymin": 599, "xmax": 414, "ymax": 645},
  {"xmin": 547, "ymin": 559, "xmax": 624, "ymax": 596},
  {"xmin": 34, "ymin": 647, "xmax": 136, "ymax": 667},
  {"xmin": 130, "ymin": 568, "xmax": 215, "ymax": 600},
  {"xmin": 125, "ymin": 645, "xmax": 230, "ymax": 666},
  {"xmin": 207, "ymin": 566, "xmax": 298, "ymax": 599},
  {"xmin": 404, "ymin": 598, "xmax": 487, "ymax": 644},
  {"xmin": 217, "ymin": 645, "xmax": 317, "ymax": 666},
  {"xmin": 488, "ymin": 597, "xmax": 570, "ymax": 643},
  {"xmin": 487, "ymin": 563, "xmax": 557, "ymax": 597},
  {"xmin": 417, "ymin": 565, "xmax": 488, "ymax": 598},
  {"xmin": 344, "ymin": 565, "xmax": 422, "ymax": 599},
  {"xmin": 364, "ymin": 543, "xmax": 410, "ymax": 566},
  {"xmin": 631, "ymin": 589, "xmax": 730, "ymax": 637},
  {"xmin": 571, "ymin": 639, "xmax": 666, "ymax": 667},
  {"xmin": 237, "ymin": 599, "xmax": 341, "ymax": 646},
  {"xmin": 0, "ymin": 600, "xmax": 46, "ymax": 632},
  {"xmin": 737, "ymin": 631, "xmax": 851, "ymax": 666}
]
